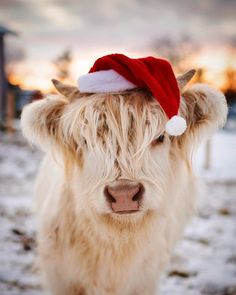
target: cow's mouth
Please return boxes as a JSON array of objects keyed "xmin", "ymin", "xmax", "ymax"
[{"xmin": 113, "ymin": 210, "xmax": 140, "ymax": 215}]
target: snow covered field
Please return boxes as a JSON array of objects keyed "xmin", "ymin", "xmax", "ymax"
[{"xmin": 0, "ymin": 130, "xmax": 236, "ymax": 295}]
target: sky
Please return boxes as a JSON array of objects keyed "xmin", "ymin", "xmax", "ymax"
[{"xmin": 0, "ymin": 0, "xmax": 236, "ymax": 91}]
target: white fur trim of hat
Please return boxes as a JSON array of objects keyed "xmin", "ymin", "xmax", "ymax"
[{"xmin": 78, "ymin": 69, "xmax": 137, "ymax": 93}]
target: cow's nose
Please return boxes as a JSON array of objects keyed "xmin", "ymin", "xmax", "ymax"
[{"xmin": 104, "ymin": 181, "xmax": 144, "ymax": 214}]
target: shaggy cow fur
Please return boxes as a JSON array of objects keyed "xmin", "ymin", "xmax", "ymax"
[{"xmin": 21, "ymin": 71, "xmax": 227, "ymax": 295}]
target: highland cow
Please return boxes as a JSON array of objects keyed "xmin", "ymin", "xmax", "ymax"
[{"xmin": 21, "ymin": 55, "xmax": 227, "ymax": 295}]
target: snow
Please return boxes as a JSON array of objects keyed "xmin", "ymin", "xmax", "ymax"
[
  {"xmin": 194, "ymin": 131, "xmax": 236, "ymax": 182},
  {"xmin": 0, "ymin": 129, "xmax": 236, "ymax": 295}
]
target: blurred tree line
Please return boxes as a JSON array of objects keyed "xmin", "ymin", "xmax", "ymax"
[{"xmin": 53, "ymin": 49, "xmax": 73, "ymax": 82}]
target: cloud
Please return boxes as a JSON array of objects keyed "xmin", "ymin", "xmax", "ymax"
[
  {"xmin": 1, "ymin": 0, "xmax": 235, "ymax": 42},
  {"xmin": 0, "ymin": 0, "xmax": 235, "ymax": 65}
]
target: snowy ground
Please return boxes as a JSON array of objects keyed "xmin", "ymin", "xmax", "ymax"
[{"xmin": 0, "ymin": 130, "xmax": 236, "ymax": 295}]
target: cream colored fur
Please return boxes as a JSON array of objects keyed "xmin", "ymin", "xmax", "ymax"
[{"xmin": 21, "ymin": 80, "xmax": 227, "ymax": 295}]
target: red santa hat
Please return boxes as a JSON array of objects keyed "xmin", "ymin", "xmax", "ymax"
[{"xmin": 78, "ymin": 53, "xmax": 187, "ymax": 136}]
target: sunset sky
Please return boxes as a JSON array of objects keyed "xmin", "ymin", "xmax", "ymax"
[{"xmin": 1, "ymin": 0, "xmax": 236, "ymax": 92}]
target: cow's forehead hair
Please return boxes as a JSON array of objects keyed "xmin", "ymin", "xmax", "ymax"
[{"xmin": 61, "ymin": 90, "xmax": 167, "ymax": 155}]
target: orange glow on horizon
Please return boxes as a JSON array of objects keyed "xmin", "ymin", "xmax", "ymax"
[
  {"xmin": 9, "ymin": 74, "xmax": 52, "ymax": 92},
  {"xmin": 8, "ymin": 47, "xmax": 236, "ymax": 93},
  {"xmin": 189, "ymin": 47, "xmax": 236, "ymax": 90}
]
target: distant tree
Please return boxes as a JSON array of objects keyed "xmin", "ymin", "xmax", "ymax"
[
  {"xmin": 5, "ymin": 40, "xmax": 26, "ymax": 78},
  {"xmin": 5, "ymin": 43, "xmax": 26, "ymax": 65},
  {"xmin": 194, "ymin": 68, "xmax": 206, "ymax": 83},
  {"xmin": 53, "ymin": 49, "xmax": 72, "ymax": 81},
  {"xmin": 223, "ymin": 67, "xmax": 236, "ymax": 105},
  {"xmin": 224, "ymin": 67, "xmax": 236, "ymax": 92},
  {"xmin": 152, "ymin": 35, "xmax": 198, "ymax": 73}
]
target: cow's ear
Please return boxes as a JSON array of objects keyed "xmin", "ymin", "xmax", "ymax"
[
  {"xmin": 179, "ymin": 84, "xmax": 228, "ymax": 144},
  {"xmin": 21, "ymin": 95, "xmax": 67, "ymax": 151},
  {"xmin": 52, "ymin": 79, "xmax": 79, "ymax": 101}
]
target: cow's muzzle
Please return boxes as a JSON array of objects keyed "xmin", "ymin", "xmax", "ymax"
[{"xmin": 104, "ymin": 180, "xmax": 144, "ymax": 214}]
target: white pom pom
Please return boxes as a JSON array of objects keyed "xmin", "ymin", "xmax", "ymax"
[{"xmin": 165, "ymin": 115, "xmax": 187, "ymax": 136}]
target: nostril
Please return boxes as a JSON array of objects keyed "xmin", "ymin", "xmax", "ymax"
[
  {"xmin": 104, "ymin": 186, "xmax": 116, "ymax": 203},
  {"xmin": 132, "ymin": 184, "xmax": 144, "ymax": 202}
]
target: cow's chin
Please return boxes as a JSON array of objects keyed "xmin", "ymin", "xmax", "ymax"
[{"xmin": 97, "ymin": 209, "xmax": 157, "ymax": 231}]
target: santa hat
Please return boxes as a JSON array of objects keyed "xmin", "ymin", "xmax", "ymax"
[{"xmin": 78, "ymin": 54, "xmax": 186, "ymax": 136}]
